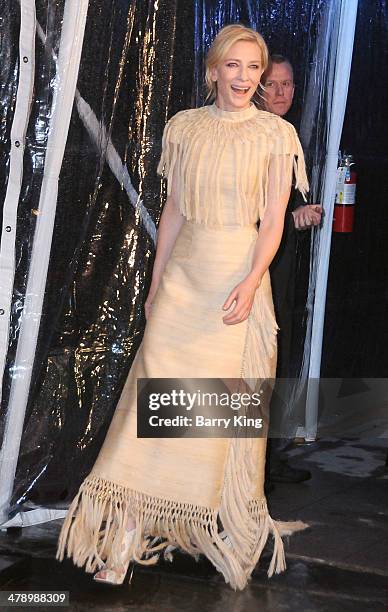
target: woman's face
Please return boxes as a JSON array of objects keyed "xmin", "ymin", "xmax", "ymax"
[{"xmin": 211, "ymin": 40, "xmax": 264, "ymax": 112}]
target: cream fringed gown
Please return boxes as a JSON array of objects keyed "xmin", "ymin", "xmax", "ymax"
[{"xmin": 57, "ymin": 102, "xmax": 309, "ymax": 590}]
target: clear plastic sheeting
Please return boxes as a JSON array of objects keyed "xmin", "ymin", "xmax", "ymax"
[
  {"xmin": 0, "ymin": 0, "xmax": 382, "ymax": 525},
  {"xmin": 0, "ymin": 2, "xmax": 21, "ymax": 226},
  {"xmin": 322, "ymin": 0, "xmax": 388, "ymax": 378},
  {"xmin": 193, "ymin": 0, "xmax": 326, "ymax": 111},
  {"xmin": 299, "ymin": 0, "xmax": 359, "ymax": 440},
  {"xmin": 0, "ymin": 0, "xmax": 180, "ymax": 518}
]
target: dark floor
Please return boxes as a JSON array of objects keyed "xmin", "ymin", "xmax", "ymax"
[{"xmin": 1, "ymin": 438, "xmax": 387, "ymax": 611}]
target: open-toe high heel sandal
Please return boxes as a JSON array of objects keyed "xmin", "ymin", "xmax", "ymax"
[{"xmin": 93, "ymin": 526, "xmax": 136, "ymax": 586}]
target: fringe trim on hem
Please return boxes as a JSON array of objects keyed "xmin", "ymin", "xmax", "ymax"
[
  {"xmin": 56, "ymin": 472, "xmax": 307, "ymax": 591},
  {"xmin": 219, "ymin": 433, "xmax": 308, "ymax": 588}
]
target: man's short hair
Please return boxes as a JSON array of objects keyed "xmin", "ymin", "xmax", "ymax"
[{"xmin": 270, "ymin": 54, "xmax": 291, "ymax": 65}]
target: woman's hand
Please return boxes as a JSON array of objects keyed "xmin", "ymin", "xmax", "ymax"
[{"xmin": 222, "ymin": 274, "xmax": 260, "ymax": 325}]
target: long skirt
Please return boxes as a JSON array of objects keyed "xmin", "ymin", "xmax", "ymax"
[{"xmin": 56, "ymin": 220, "xmax": 306, "ymax": 590}]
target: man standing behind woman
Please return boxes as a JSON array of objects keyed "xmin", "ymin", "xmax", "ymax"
[{"xmin": 261, "ymin": 55, "xmax": 323, "ymax": 485}]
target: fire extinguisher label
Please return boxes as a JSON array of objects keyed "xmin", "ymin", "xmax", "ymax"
[
  {"xmin": 335, "ymin": 166, "xmax": 356, "ymax": 204},
  {"xmin": 335, "ymin": 167, "xmax": 346, "ymax": 203},
  {"xmin": 341, "ymin": 183, "xmax": 356, "ymax": 204}
]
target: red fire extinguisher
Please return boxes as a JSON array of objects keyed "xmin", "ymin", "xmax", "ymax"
[{"xmin": 333, "ymin": 152, "xmax": 356, "ymax": 233}]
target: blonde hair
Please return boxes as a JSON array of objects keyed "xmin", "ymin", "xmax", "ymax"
[{"xmin": 205, "ymin": 24, "xmax": 269, "ymax": 103}]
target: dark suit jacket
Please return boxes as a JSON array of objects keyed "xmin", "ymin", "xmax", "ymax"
[{"xmin": 269, "ymin": 190, "xmax": 304, "ymax": 378}]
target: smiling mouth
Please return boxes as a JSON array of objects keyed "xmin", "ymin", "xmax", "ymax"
[{"xmin": 231, "ymin": 85, "xmax": 250, "ymax": 94}]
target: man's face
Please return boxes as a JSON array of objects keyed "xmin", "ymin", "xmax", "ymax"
[{"xmin": 263, "ymin": 61, "xmax": 295, "ymax": 116}]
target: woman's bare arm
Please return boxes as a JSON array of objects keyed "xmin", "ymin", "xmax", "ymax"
[
  {"xmin": 222, "ymin": 158, "xmax": 292, "ymax": 325},
  {"xmin": 248, "ymin": 186, "xmax": 291, "ymax": 287},
  {"xmin": 145, "ymin": 172, "xmax": 185, "ymax": 318}
]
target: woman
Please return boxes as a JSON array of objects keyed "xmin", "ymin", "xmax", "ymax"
[{"xmin": 57, "ymin": 24, "xmax": 309, "ymax": 591}]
